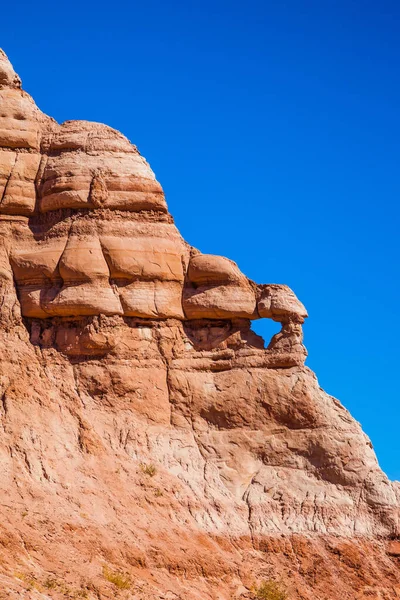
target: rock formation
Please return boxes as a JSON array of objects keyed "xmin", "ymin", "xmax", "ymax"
[{"xmin": 0, "ymin": 49, "xmax": 399, "ymax": 599}]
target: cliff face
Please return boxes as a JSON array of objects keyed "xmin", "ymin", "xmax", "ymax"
[{"xmin": 0, "ymin": 50, "xmax": 399, "ymax": 600}]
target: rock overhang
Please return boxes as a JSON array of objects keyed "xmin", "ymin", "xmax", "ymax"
[{"xmin": 0, "ymin": 48, "xmax": 307, "ymax": 366}]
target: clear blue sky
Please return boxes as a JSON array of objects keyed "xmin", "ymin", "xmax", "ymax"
[{"xmin": 2, "ymin": 1, "xmax": 399, "ymax": 479}]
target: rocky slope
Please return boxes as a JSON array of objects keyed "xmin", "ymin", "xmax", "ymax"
[{"xmin": 0, "ymin": 49, "xmax": 399, "ymax": 599}]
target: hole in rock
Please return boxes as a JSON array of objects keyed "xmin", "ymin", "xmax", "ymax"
[{"xmin": 250, "ymin": 318, "xmax": 281, "ymax": 349}]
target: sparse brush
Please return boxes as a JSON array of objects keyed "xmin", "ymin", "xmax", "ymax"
[
  {"xmin": 43, "ymin": 576, "xmax": 89, "ymax": 597},
  {"xmin": 14, "ymin": 572, "xmax": 40, "ymax": 591},
  {"xmin": 139, "ymin": 462, "xmax": 156, "ymax": 477},
  {"xmin": 43, "ymin": 577, "xmax": 58, "ymax": 589},
  {"xmin": 102, "ymin": 565, "xmax": 132, "ymax": 590},
  {"xmin": 253, "ymin": 580, "xmax": 288, "ymax": 600}
]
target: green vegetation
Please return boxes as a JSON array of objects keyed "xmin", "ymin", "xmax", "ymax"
[
  {"xmin": 102, "ymin": 565, "xmax": 132, "ymax": 590},
  {"xmin": 253, "ymin": 580, "xmax": 288, "ymax": 600}
]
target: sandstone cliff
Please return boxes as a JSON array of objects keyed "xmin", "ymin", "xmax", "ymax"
[{"xmin": 0, "ymin": 49, "xmax": 399, "ymax": 600}]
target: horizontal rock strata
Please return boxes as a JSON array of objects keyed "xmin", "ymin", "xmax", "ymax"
[{"xmin": 0, "ymin": 49, "xmax": 399, "ymax": 599}]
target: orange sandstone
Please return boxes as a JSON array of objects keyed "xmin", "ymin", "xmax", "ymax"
[{"xmin": 0, "ymin": 49, "xmax": 399, "ymax": 599}]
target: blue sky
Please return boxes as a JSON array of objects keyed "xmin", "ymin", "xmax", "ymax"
[{"xmin": 2, "ymin": 0, "xmax": 399, "ymax": 478}]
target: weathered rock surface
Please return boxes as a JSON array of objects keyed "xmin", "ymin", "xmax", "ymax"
[{"xmin": 0, "ymin": 50, "xmax": 399, "ymax": 599}]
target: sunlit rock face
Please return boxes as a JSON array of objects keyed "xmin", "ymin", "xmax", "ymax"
[
  {"xmin": 1, "ymin": 50, "xmax": 399, "ymax": 600},
  {"xmin": 0, "ymin": 49, "xmax": 307, "ymax": 364}
]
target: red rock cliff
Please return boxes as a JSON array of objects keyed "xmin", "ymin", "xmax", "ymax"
[{"xmin": 0, "ymin": 49, "xmax": 399, "ymax": 599}]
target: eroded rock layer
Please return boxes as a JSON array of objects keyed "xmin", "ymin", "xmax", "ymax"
[{"xmin": 0, "ymin": 49, "xmax": 399, "ymax": 600}]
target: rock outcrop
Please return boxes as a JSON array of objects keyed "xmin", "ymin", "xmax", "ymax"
[{"xmin": 0, "ymin": 50, "xmax": 399, "ymax": 599}]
